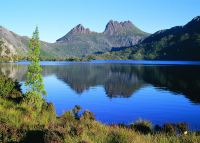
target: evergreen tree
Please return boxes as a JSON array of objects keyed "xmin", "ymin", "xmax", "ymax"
[{"xmin": 25, "ymin": 27, "xmax": 46, "ymax": 109}]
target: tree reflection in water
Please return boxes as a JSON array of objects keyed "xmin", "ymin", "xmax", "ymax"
[{"xmin": 0, "ymin": 62, "xmax": 200, "ymax": 104}]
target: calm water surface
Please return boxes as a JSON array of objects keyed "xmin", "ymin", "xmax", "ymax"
[{"xmin": 1, "ymin": 60, "xmax": 200, "ymax": 130}]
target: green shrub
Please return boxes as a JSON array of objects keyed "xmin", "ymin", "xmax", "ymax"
[
  {"xmin": 107, "ymin": 131, "xmax": 129, "ymax": 143},
  {"xmin": 176, "ymin": 122, "xmax": 188, "ymax": 134},
  {"xmin": 80, "ymin": 110, "xmax": 95, "ymax": 121},
  {"xmin": 154, "ymin": 125, "xmax": 162, "ymax": 133},
  {"xmin": 72, "ymin": 105, "xmax": 82, "ymax": 119},
  {"xmin": 0, "ymin": 123, "xmax": 23, "ymax": 143},
  {"xmin": 130, "ymin": 119, "xmax": 152, "ymax": 134},
  {"xmin": 61, "ymin": 111, "xmax": 75, "ymax": 123},
  {"xmin": 163, "ymin": 123, "xmax": 176, "ymax": 135},
  {"xmin": 70, "ymin": 125, "xmax": 84, "ymax": 136},
  {"xmin": 0, "ymin": 75, "xmax": 22, "ymax": 99},
  {"xmin": 43, "ymin": 130, "xmax": 64, "ymax": 143},
  {"xmin": 160, "ymin": 122, "xmax": 188, "ymax": 135}
]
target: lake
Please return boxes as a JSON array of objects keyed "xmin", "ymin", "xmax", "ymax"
[{"xmin": 1, "ymin": 60, "xmax": 200, "ymax": 130}]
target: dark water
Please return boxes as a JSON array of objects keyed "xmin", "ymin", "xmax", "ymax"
[{"xmin": 1, "ymin": 60, "xmax": 200, "ymax": 130}]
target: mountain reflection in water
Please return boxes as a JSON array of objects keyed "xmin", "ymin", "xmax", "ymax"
[{"xmin": 1, "ymin": 62, "xmax": 200, "ymax": 103}]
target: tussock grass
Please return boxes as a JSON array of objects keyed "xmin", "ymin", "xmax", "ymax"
[{"xmin": 1, "ymin": 99, "xmax": 200, "ymax": 143}]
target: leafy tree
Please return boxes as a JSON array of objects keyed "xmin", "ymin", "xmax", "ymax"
[{"xmin": 25, "ymin": 27, "xmax": 46, "ymax": 109}]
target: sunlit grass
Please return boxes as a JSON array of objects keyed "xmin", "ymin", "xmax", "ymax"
[{"xmin": 0, "ymin": 87, "xmax": 200, "ymax": 143}]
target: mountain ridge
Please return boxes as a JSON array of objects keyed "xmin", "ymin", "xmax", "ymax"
[
  {"xmin": 56, "ymin": 20, "xmax": 148, "ymax": 44},
  {"xmin": 0, "ymin": 16, "xmax": 199, "ymax": 61},
  {"xmin": 105, "ymin": 16, "xmax": 200, "ymax": 60},
  {"xmin": 0, "ymin": 19, "xmax": 148, "ymax": 60},
  {"xmin": 56, "ymin": 24, "xmax": 94, "ymax": 42},
  {"xmin": 104, "ymin": 20, "xmax": 148, "ymax": 36}
]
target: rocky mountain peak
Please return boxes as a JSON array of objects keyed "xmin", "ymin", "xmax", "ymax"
[
  {"xmin": 104, "ymin": 20, "xmax": 123, "ymax": 35},
  {"xmin": 191, "ymin": 16, "xmax": 200, "ymax": 22},
  {"xmin": 104, "ymin": 20, "xmax": 137, "ymax": 35},
  {"xmin": 184, "ymin": 16, "xmax": 200, "ymax": 32},
  {"xmin": 56, "ymin": 24, "xmax": 92, "ymax": 42},
  {"xmin": 185, "ymin": 16, "xmax": 200, "ymax": 26},
  {"xmin": 69, "ymin": 24, "xmax": 92, "ymax": 35},
  {"xmin": 0, "ymin": 26, "xmax": 9, "ymax": 33},
  {"xmin": 120, "ymin": 20, "xmax": 134, "ymax": 27}
]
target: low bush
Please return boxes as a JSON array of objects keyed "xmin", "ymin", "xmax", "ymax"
[
  {"xmin": 80, "ymin": 110, "xmax": 95, "ymax": 121},
  {"xmin": 163, "ymin": 123, "xmax": 177, "ymax": 135},
  {"xmin": 0, "ymin": 74, "xmax": 22, "ymax": 100},
  {"xmin": 70, "ymin": 125, "xmax": 84, "ymax": 136},
  {"xmin": 43, "ymin": 129, "xmax": 64, "ymax": 143},
  {"xmin": 176, "ymin": 122, "xmax": 188, "ymax": 134},
  {"xmin": 154, "ymin": 125, "xmax": 162, "ymax": 133},
  {"xmin": 130, "ymin": 119, "xmax": 152, "ymax": 134},
  {"xmin": 72, "ymin": 105, "xmax": 82, "ymax": 119},
  {"xmin": 107, "ymin": 131, "xmax": 129, "ymax": 143}
]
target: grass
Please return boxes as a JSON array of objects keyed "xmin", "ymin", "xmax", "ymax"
[{"xmin": 1, "ymin": 97, "xmax": 200, "ymax": 143}]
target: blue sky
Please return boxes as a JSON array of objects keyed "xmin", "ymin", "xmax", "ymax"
[{"xmin": 0, "ymin": 0, "xmax": 199, "ymax": 42}]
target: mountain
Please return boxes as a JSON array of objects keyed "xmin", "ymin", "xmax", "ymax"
[
  {"xmin": 0, "ymin": 38, "xmax": 17, "ymax": 61},
  {"xmin": 1, "ymin": 16, "xmax": 200, "ymax": 61},
  {"xmin": 108, "ymin": 16, "xmax": 200, "ymax": 60},
  {"xmin": 57, "ymin": 24, "xmax": 93, "ymax": 42},
  {"xmin": 104, "ymin": 20, "xmax": 147, "ymax": 36},
  {"xmin": 52, "ymin": 20, "xmax": 149, "ymax": 57},
  {"xmin": 51, "ymin": 24, "xmax": 110, "ymax": 57},
  {"xmin": 103, "ymin": 20, "xmax": 148, "ymax": 46},
  {"xmin": 0, "ymin": 20, "xmax": 148, "ymax": 61},
  {"xmin": 0, "ymin": 26, "xmax": 56, "ymax": 61},
  {"xmin": 0, "ymin": 26, "xmax": 29, "ymax": 61}
]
